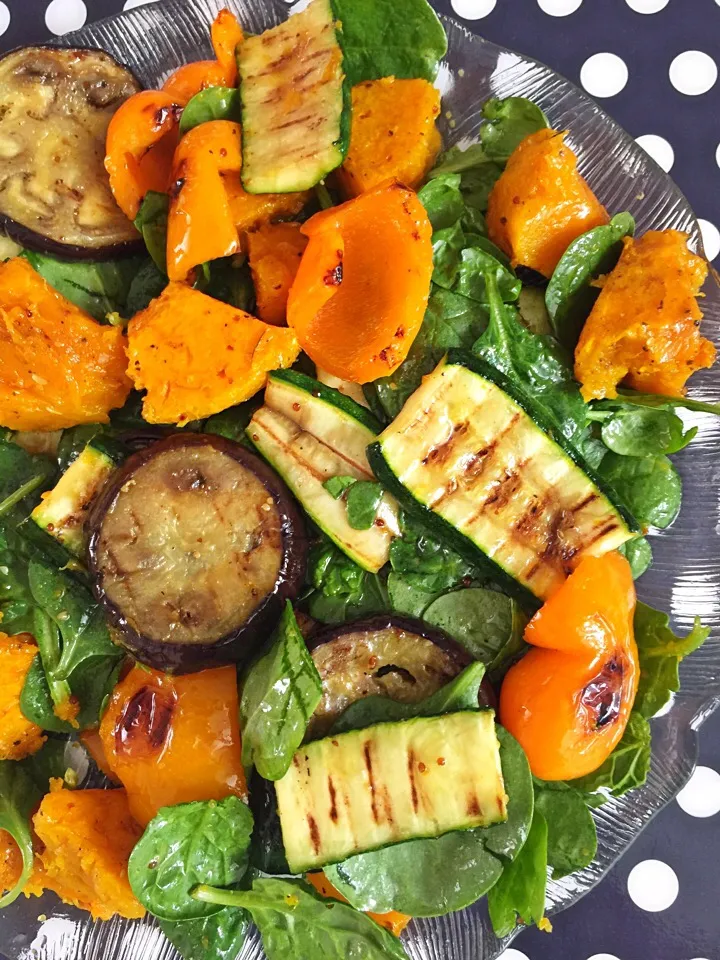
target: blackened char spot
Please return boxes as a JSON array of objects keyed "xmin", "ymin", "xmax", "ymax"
[
  {"xmin": 581, "ymin": 656, "xmax": 625, "ymax": 729},
  {"xmin": 114, "ymin": 685, "xmax": 176, "ymax": 759},
  {"xmin": 307, "ymin": 815, "xmax": 321, "ymax": 854},
  {"xmin": 466, "ymin": 795, "xmax": 481, "ymax": 817},
  {"xmin": 328, "ymin": 776, "xmax": 338, "ymax": 823},
  {"xmin": 364, "ymin": 741, "xmax": 380, "ymax": 824},
  {"xmin": 407, "ymin": 748, "xmax": 419, "ymax": 813}
]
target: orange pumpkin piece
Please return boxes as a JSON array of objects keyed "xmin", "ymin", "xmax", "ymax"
[
  {"xmin": 24, "ymin": 785, "xmax": 145, "ymax": 920},
  {"xmin": 99, "ymin": 665, "xmax": 247, "ymax": 827},
  {"xmin": 574, "ymin": 230, "xmax": 715, "ymax": 400},
  {"xmin": 127, "ymin": 281, "xmax": 299, "ymax": 424},
  {"xmin": 287, "ymin": 180, "xmax": 433, "ymax": 383},
  {"xmin": 105, "ymin": 89, "xmax": 181, "ymax": 220},
  {"xmin": 500, "ymin": 552, "xmax": 639, "ymax": 782},
  {"xmin": 0, "ymin": 830, "xmax": 23, "ymax": 899},
  {"xmin": 247, "ymin": 222, "xmax": 308, "ymax": 325},
  {"xmin": 167, "ymin": 120, "xmax": 243, "ymax": 281},
  {"xmin": 0, "ymin": 258, "xmax": 131, "ymax": 432},
  {"xmin": 0, "ymin": 633, "xmax": 46, "ymax": 760},
  {"xmin": 336, "ymin": 78, "xmax": 441, "ymax": 198},
  {"xmin": 306, "ymin": 872, "xmax": 411, "ymax": 937},
  {"xmin": 487, "ymin": 128, "xmax": 609, "ymax": 278},
  {"xmin": 211, "ymin": 8, "xmax": 244, "ymax": 82}
]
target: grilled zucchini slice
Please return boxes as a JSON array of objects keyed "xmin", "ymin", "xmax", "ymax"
[
  {"xmin": 368, "ymin": 352, "xmax": 638, "ymax": 605},
  {"xmin": 248, "ymin": 370, "xmax": 398, "ymax": 572},
  {"xmin": 275, "ymin": 709, "xmax": 506, "ymax": 873},
  {"xmin": 237, "ymin": 0, "xmax": 349, "ymax": 193}
]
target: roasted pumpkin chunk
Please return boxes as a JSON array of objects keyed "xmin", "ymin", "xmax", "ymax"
[
  {"xmin": 574, "ymin": 230, "xmax": 715, "ymax": 400},
  {"xmin": 247, "ymin": 222, "xmax": 308, "ymax": 325},
  {"xmin": 336, "ymin": 77, "xmax": 441, "ymax": 197},
  {"xmin": 24, "ymin": 785, "xmax": 145, "ymax": 920},
  {"xmin": 0, "ymin": 830, "xmax": 23, "ymax": 899},
  {"xmin": 126, "ymin": 281, "xmax": 300, "ymax": 423},
  {"xmin": 99, "ymin": 665, "xmax": 247, "ymax": 826},
  {"xmin": 0, "ymin": 258, "xmax": 131, "ymax": 431},
  {"xmin": 487, "ymin": 128, "xmax": 609, "ymax": 277},
  {"xmin": 0, "ymin": 633, "xmax": 45, "ymax": 760}
]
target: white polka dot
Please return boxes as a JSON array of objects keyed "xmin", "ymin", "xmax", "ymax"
[
  {"xmin": 587, "ymin": 955, "xmax": 622, "ymax": 960},
  {"xmin": 580, "ymin": 53, "xmax": 629, "ymax": 98},
  {"xmin": 497, "ymin": 951, "xmax": 530, "ymax": 960},
  {"xmin": 123, "ymin": 0, "xmax": 160, "ymax": 9},
  {"xmin": 669, "ymin": 51, "xmax": 718, "ymax": 96},
  {"xmin": 0, "ymin": 2, "xmax": 9, "ymax": 35},
  {"xmin": 677, "ymin": 765, "xmax": 720, "ymax": 817},
  {"xmin": 699, "ymin": 219, "xmax": 720, "ymax": 261},
  {"xmin": 627, "ymin": 860, "xmax": 679, "ymax": 912},
  {"xmin": 538, "ymin": 0, "xmax": 583, "ymax": 14},
  {"xmin": 635, "ymin": 134, "xmax": 674, "ymax": 172},
  {"xmin": 45, "ymin": 0, "xmax": 87, "ymax": 35},
  {"xmin": 450, "ymin": 0, "xmax": 497, "ymax": 19},
  {"xmin": 625, "ymin": 0, "xmax": 669, "ymax": 11}
]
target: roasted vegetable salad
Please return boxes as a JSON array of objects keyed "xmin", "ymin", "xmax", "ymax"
[{"xmin": 0, "ymin": 0, "xmax": 716, "ymax": 957}]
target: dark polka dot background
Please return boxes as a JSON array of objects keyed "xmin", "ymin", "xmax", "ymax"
[{"xmin": 2, "ymin": 1, "xmax": 720, "ymax": 959}]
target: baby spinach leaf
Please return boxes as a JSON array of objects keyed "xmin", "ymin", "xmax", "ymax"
[
  {"xmin": 422, "ymin": 587, "xmax": 523, "ymax": 665},
  {"xmin": 387, "ymin": 572, "xmax": 441, "ymax": 618},
  {"xmin": 249, "ymin": 772, "xmax": 292, "ymax": 876},
  {"xmin": 129, "ymin": 796, "xmax": 254, "ymax": 922},
  {"xmin": 600, "ymin": 406, "xmax": 696, "ymax": 457},
  {"xmin": 533, "ymin": 781, "xmax": 597, "ymax": 879},
  {"xmin": 545, "ymin": 212, "xmax": 635, "ymax": 349},
  {"xmin": 479, "ymin": 97, "xmax": 549, "ymax": 163},
  {"xmin": 193, "ymin": 876, "xmax": 410, "ymax": 960},
  {"xmin": 597, "ymin": 453, "xmax": 682, "ymax": 529},
  {"xmin": 418, "ymin": 174, "xmax": 466, "ymax": 232},
  {"xmin": 633, "ymin": 602, "xmax": 710, "ymax": 719},
  {"xmin": 196, "ymin": 256, "xmax": 256, "ymax": 312},
  {"xmin": 159, "ymin": 908, "xmax": 249, "ymax": 960},
  {"xmin": 605, "ymin": 388, "xmax": 720, "ymax": 418},
  {"xmin": 618, "ymin": 537, "xmax": 653, "ymax": 579},
  {"xmin": 305, "ymin": 538, "xmax": 388, "ymax": 624},
  {"xmin": 473, "ymin": 271, "xmax": 589, "ymax": 447},
  {"xmin": 453, "ymin": 246, "xmax": 521, "ymax": 304},
  {"xmin": 22, "ymin": 250, "xmax": 146, "ymax": 323},
  {"xmin": 134, "ymin": 190, "xmax": 169, "ymax": 272},
  {"xmin": 322, "ymin": 475, "xmax": 357, "ymax": 499},
  {"xmin": 125, "ymin": 259, "xmax": 167, "ymax": 315},
  {"xmin": 345, "ymin": 481, "xmax": 383, "ymax": 529},
  {"xmin": 240, "ymin": 602, "xmax": 322, "ymax": 781},
  {"xmin": 20, "ymin": 651, "xmax": 122, "ymax": 734},
  {"xmin": 570, "ymin": 711, "xmax": 651, "ymax": 800},
  {"xmin": 205, "ymin": 397, "xmax": 261, "ymax": 447},
  {"xmin": 0, "ymin": 761, "xmax": 41, "ymax": 907},
  {"xmin": 333, "ymin": 0, "xmax": 446, "ymax": 86},
  {"xmin": 179, "ymin": 87, "xmax": 241, "ymax": 134},
  {"xmin": 518, "ymin": 286, "xmax": 553, "ymax": 336},
  {"xmin": 487, "ymin": 808, "xmax": 548, "ymax": 938},
  {"xmin": 427, "ymin": 144, "xmax": 503, "ymax": 214},
  {"xmin": 326, "ymin": 727, "xmax": 532, "ymax": 916},
  {"xmin": 0, "ymin": 439, "xmax": 55, "ymax": 517},
  {"xmin": 389, "ymin": 510, "xmax": 481, "ymax": 593}
]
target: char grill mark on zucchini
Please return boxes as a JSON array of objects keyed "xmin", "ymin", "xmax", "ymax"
[
  {"xmin": 0, "ymin": 47, "xmax": 142, "ymax": 259},
  {"xmin": 237, "ymin": 0, "xmax": 348, "ymax": 193},
  {"xmin": 370, "ymin": 353, "xmax": 637, "ymax": 604},
  {"xmin": 275, "ymin": 710, "xmax": 507, "ymax": 873},
  {"xmin": 248, "ymin": 371, "xmax": 398, "ymax": 573}
]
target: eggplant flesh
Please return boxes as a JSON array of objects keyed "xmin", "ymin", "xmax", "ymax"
[
  {"xmin": 87, "ymin": 434, "xmax": 306, "ymax": 673},
  {"xmin": 0, "ymin": 47, "xmax": 141, "ymax": 259},
  {"xmin": 307, "ymin": 615, "xmax": 470, "ymax": 737}
]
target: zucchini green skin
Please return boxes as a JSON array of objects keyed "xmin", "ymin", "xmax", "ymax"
[
  {"xmin": 269, "ymin": 369, "xmax": 382, "ymax": 434},
  {"xmin": 86, "ymin": 435, "xmax": 128, "ymax": 465}
]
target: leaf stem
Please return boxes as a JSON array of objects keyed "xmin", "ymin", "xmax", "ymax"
[
  {"xmin": 32, "ymin": 608, "xmax": 71, "ymax": 708},
  {"xmin": 0, "ymin": 472, "xmax": 48, "ymax": 520},
  {"xmin": 192, "ymin": 884, "xmax": 247, "ymax": 908}
]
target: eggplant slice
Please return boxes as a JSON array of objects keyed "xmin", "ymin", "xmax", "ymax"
[
  {"xmin": 307, "ymin": 615, "xmax": 471, "ymax": 737},
  {"xmin": 87, "ymin": 434, "xmax": 307, "ymax": 673},
  {"xmin": 0, "ymin": 47, "xmax": 142, "ymax": 259}
]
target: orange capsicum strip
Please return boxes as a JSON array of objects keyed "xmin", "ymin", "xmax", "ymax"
[
  {"xmin": 105, "ymin": 89, "xmax": 181, "ymax": 221},
  {"xmin": 287, "ymin": 180, "xmax": 433, "ymax": 384},
  {"xmin": 166, "ymin": 119, "xmax": 242, "ymax": 281},
  {"xmin": 211, "ymin": 8, "xmax": 244, "ymax": 83},
  {"xmin": 162, "ymin": 9, "xmax": 243, "ymax": 105},
  {"xmin": 499, "ymin": 552, "xmax": 639, "ymax": 781}
]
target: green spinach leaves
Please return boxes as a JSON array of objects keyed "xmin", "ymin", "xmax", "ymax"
[
  {"xmin": 305, "ymin": 537, "xmax": 388, "ymax": 624},
  {"xmin": 179, "ymin": 87, "xmax": 241, "ymax": 134},
  {"xmin": 479, "ymin": 97, "xmax": 549, "ymax": 162},
  {"xmin": 322, "ymin": 477, "xmax": 384, "ymax": 529},
  {"xmin": 240, "ymin": 603, "xmax": 322, "ymax": 781},
  {"xmin": 0, "ymin": 762, "xmax": 41, "ymax": 907},
  {"xmin": 487, "ymin": 808, "xmax": 548, "ymax": 938}
]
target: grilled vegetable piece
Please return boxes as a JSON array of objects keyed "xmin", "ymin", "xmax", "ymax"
[
  {"xmin": 237, "ymin": 0, "xmax": 349, "ymax": 193},
  {"xmin": 369, "ymin": 353, "xmax": 638, "ymax": 605},
  {"xmin": 574, "ymin": 230, "xmax": 715, "ymax": 400},
  {"xmin": 248, "ymin": 370, "xmax": 398, "ymax": 572},
  {"xmin": 0, "ymin": 633, "xmax": 46, "ymax": 760},
  {"xmin": 487, "ymin": 129, "xmax": 609, "ymax": 278},
  {"xmin": 287, "ymin": 181, "xmax": 433, "ymax": 383},
  {"xmin": 31, "ymin": 439, "xmax": 124, "ymax": 557},
  {"xmin": 247, "ymin": 222, "xmax": 308, "ymax": 325},
  {"xmin": 24, "ymin": 785, "xmax": 145, "ymax": 920},
  {"xmin": 275, "ymin": 709, "xmax": 506, "ymax": 873},
  {"xmin": 336, "ymin": 78, "xmax": 441, "ymax": 197},
  {"xmin": 0, "ymin": 46, "xmax": 141, "ymax": 259},
  {"xmin": 126, "ymin": 281, "xmax": 300, "ymax": 425},
  {"xmin": 307, "ymin": 615, "xmax": 469, "ymax": 737},
  {"xmin": 0, "ymin": 258, "xmax": 132, "ymax": 431},
  {"xmin": 87, "ymin": 433, "xmax": 307, "ymax": 673},
  {"xmin": 99, "ymin": 664, "xmax": 247, "ymax": 825}
]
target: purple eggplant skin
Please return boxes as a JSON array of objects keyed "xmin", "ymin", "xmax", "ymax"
[
  {"xmin": 86, "ymin": 433, "xmax": 307, "ymax": 674},
  {"xmin": 0, "ymin": 45, "xmax": 144, "ymax": 260}
]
